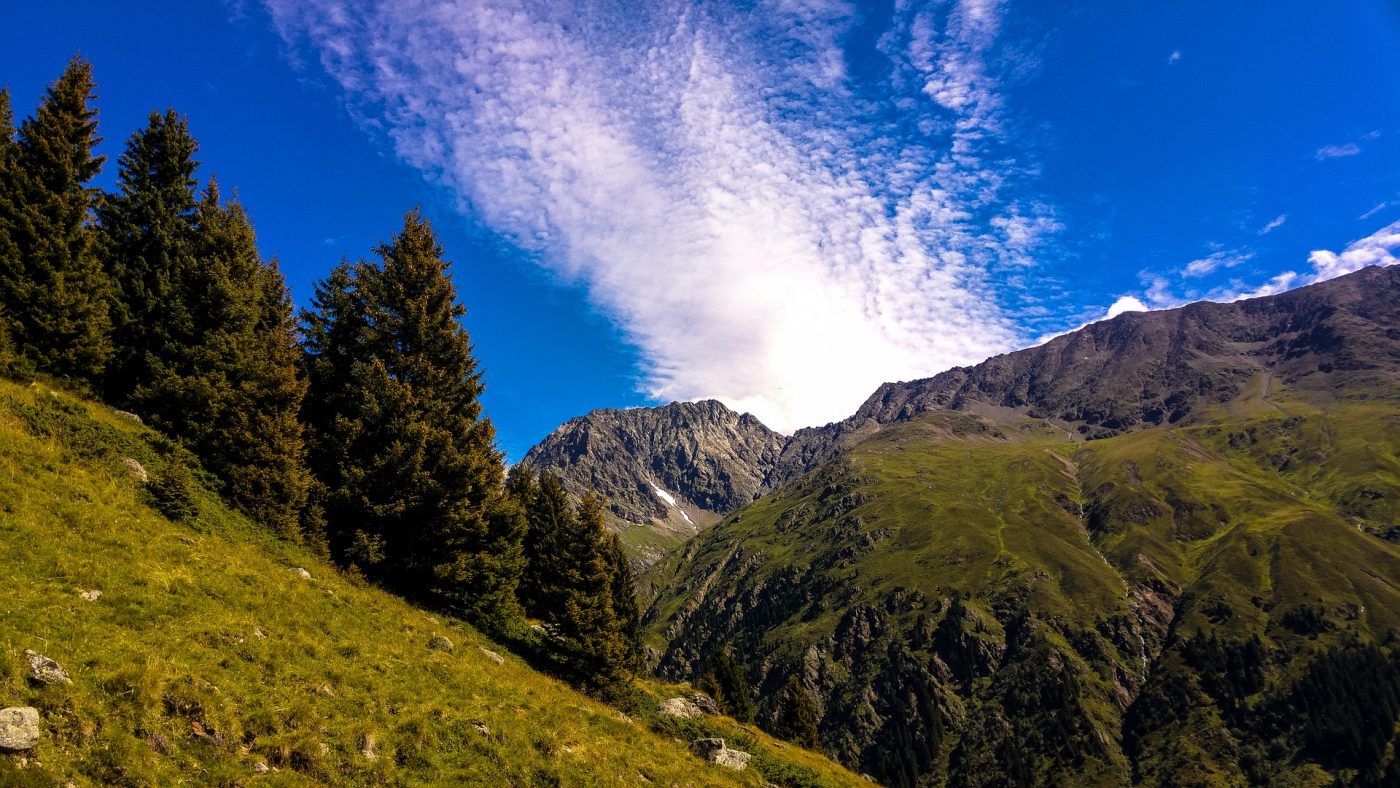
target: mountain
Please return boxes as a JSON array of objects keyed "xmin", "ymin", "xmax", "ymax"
[
  {"xmin": 522, "ymin": 399, "xmax": 788, "ymax": 567},
  {"xmin": 0, "ymin": 378, "xmax": 862, "ymax": 786},
  {"xmin": 528, "ymin": 266, "xmax": 1400, "ymax": 572},
  {"xmin": 641, "ymin": 265, "xmax": 1400, "ymax": 786}
]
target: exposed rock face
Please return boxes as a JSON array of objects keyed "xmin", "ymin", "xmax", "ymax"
[
  {"xmin": 642, "ymin": 268, "xmax": 1400, "ymax": 786},
  {"xmin": 522, "ymin": 399, "xmax": 787, "ymax": 566},
  {"xmin": 690, "ymin": 738, "xmax": 751, "ymax": 770},
  {"xmin": 0, "ymin": 707, "xmax": 41, "ymax": 751}
]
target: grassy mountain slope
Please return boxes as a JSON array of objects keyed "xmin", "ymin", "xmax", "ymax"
[
  {"xmin": 644, "ymin": 392, "xmax": 1400, "ymax": 785},
  {"xmin": 0, "ymin": 378, "xmax": 862, "ymax": 786}
]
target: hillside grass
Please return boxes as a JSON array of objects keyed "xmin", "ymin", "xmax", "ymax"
[{"xmin": 0, "ymin": 377, "xmax": 864, "ymax": 786}]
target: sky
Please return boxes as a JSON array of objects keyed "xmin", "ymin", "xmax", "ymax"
[{"xmin": 3, "ymin": 2, "xmax": 1399, "ymax": 460}]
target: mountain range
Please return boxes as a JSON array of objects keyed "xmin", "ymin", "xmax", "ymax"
[{"xmin": 525, "ymin": 264, "xmax": 1400, "ymax": 785}]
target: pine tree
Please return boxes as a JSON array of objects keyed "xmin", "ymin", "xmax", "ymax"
[
  {"xmin": 773, "ymin": 675, "xmax": 821, "ymax": 748},
  {"xmin": 700, "ymin": 648, "xmax": 757, "ymax": 723},
  {"xmin": 0, "ymin": 58, "xmax": 111, "ymax": 382},
  {"xmin": 301, "ymin": 210, "xmax": 522, "ymax": 629},
  {"xmin": 98, "ymin": 108, "xmax": 199, "ymax": 406}
]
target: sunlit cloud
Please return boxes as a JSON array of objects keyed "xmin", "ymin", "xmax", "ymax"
[{"xmin": 263, "ymin": 0, "xmax": 1055, "ymax": 431}]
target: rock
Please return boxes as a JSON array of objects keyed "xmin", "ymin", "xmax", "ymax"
[
  {"xmin": 123, "ymin": 458, "xmax": 148, "ymax": 482},
  {"xmin": 252, "ymin": 760, "xmax": 269, "ymax": 774},
  {"xmin": 360, "ymin": 733, "xmax": 378, "ymax": 761},
  {"xmin": 24, "ymin": 650, "xmax": 71, "ymax": 685},
  {"xmin": 0, "ymin": 707, "xmax": 41, "ymax": 752},
  {"xmin": 478, "ymin": 647, "xmax": 504, "ymax": 665},
  {"xmin": 148, "ymin": 731, "xmax": 171, "ymax": 754},
  {"xmin": 428, "ymin": 634, "xmax": 454, "ymax": 652},
  {"xmin": 78, "ymin": 588, "xmax": 102, "ymax": 602},
  {"xmin": 252, "ymin": 627, "xmax": 267, "ymax": 639},
  {"xmin": 690, "ymin": 738, "xmax": 751, "ymax": 770},
  {"xmin": 290, "ymin": 567, "xmax": 312, "ymax": 580},
  {"xmin": 178, "ymin": 536, "xmax": 198, "ymax": 546},
  {"xmin": 471, "ymin": 721, "xmax": 490, "ymax": 735},
  {"xmin": 658, "ymin": 697, "xmax": 702, "ymax": 719},
  {"xmin": 689, "ymin": 692, "xmax": 720, "ymax": 715},
  {"xmin": 113, "ymin": 409, "xmax": 142, "ymax": 423}
]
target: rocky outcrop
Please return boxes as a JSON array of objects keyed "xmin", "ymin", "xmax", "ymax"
[
  {"xmin": 658, "ymin": 697, "xmax": 702, "ymax": 719},
  {"xmin": 690, "ymin": 738, "xmax": 751, "ymax": 770},
  {"xmin": 0, "ymin": 707, "xmax": 40, "ymax": 752}
]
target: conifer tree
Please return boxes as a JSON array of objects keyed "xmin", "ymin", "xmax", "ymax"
[
  {"xmin": 550, "ymin": 495, "xmax": 639, "ymax": 694},
  {"xmin": 773, "ymin": 675, "xmax": 821, "ymax": 748},
  {"xmin": 516, "ymin": 470, "xmax": 577, "ymax": 617},
  {"xmin": 301, "ymin": 210, "xmax": 522, "ymax": 629},
  {"xmin": 700, "ymin": 648, "xmax": 757, "ymax": 722},
  {"xmin": 0, "ymin": 88, "xmax": 20, "ymax": 361},
  {"xmin": 98, "ymin": 109, "xmax": 198, "ymax": 405},
  {"xmin": 0, "ymin": 58, "xmax": 111, "ymax": 381},
  {"xmin": 156, "ymin": 182, "xmax": 311, "ymax": 539}
]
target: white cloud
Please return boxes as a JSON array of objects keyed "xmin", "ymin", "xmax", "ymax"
[
  {"xmin": 1106, "ymin": 295, "xmax": 1148, "ymax": 318},
  {"xmin": 1167, "ymin": 50, "xmax": 1181, "ymax": 64},
  {"xmin": 1307, "ymin": 220, "xmax": 1400, "ymax": 280},
  {"xmin": 1257, "ymin": 214, "xmax": 1287, "ymax": 235},
  {"xmin": 1360, "ymin": 202, "xmax": 1388, "ymax": 220},
  {"xmin": 1183, "ymin": 249, "xmax": 1251, "ymax": 277},
  {"xmin": 264, "ymin": 0, "xmax": 1051, "ymax": 432},
  {"xmin": 1129, "ymin": 221, "xmax": 1400, "ymax": 308},
  {"xmin": 1316, "ymin": 142, "xmax": 1362, "ymax": 160}
]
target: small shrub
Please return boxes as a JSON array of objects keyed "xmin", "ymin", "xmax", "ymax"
[{"xmin": 149, "ymin": 459, "xmax": 198, "ymax": 521}]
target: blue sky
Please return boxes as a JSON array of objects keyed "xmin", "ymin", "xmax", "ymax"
[{"xmin": 3, "ymin": 2, "xmax": 1399, "ymax": 459}]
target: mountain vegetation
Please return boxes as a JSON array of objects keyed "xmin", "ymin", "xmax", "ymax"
[
  {"xmin": 641, "ymin": 266, "xmax": 1400, "ymax": 786},
  {"xmin": 0, "ymin": 377, "xmax": 862, "ymax": 785}
]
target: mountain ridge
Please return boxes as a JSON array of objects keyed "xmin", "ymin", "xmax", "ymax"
[{"xmin": 526, "ymin": 265, "xmax": 1400, "ymax": 568}]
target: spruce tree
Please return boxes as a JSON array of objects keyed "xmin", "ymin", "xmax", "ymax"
[
  {"xmin": 0, "ymin": 58, "xmax": 111, "ymax": 382},
  {"xmin": 162, "ymin": 182, "xmax": 311, "ymax": 539},
  {"xmin": 98, "ymin": 108, "xmax": 198, "ymax": 406},
  {"xmin": 551, "ymin": 495, "xmax": 638, "ymax": 695},
  {"xmin": 301, "ymin": 210, "xmax": 522, "ymax": 629},
  {"xmin": 517, "ymin": 470, "xmax": 578, "ymax": 617},
  {"xmin": 700, "ymin": 648, "xmax": 757, "ymax": 722},
  {"xmin": 0, "ymin": 88, "xmax": 20, "ymax": 362},
  {"xmin": 773, "ymin": 675, "xmax": 821, "ymax": 748}
]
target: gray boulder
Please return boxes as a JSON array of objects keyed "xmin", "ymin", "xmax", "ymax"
[
  {"xmin": 658, "ymin": 697, "xmax": 702, "ymax": 719},
  {"xmin": 123, "ymin": 458, "xmax": 148, "ymax": 482},
  {"xmin": 428, "ymin": 634, "xmax": 454, "ymax": 652},
  {"xmin": 0, "ymin": 707, "xmax": 41, "ymax": 751},
  {"xmin": 689, "ymin": 692, "xmax": 720, "ymax": 715},
  {"xmin": 24, "ymin": 650, "xmax": 71, "ymax": 685},
  {"xmin": 690, "ymin": 737, "xmax": 751, "ymax": 770}
]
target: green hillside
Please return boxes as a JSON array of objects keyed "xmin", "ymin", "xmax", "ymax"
[
  {"xmin": 644, "ymin": 397, "xmax": 1400, "ymax": 785},
  {"xmin": 0, "ymin": 377, "xmax": 863, "ymax": 787}
]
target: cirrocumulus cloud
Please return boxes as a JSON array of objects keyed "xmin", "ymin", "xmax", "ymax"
[{"xmin": 263, "ymin": 0, "xmax": 1056, "ymax": 431}]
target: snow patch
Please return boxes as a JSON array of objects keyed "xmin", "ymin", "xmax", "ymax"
[
  {"xmin": 679, "ymin": 509, "xmax": 694, "ymax": 525},
  {"xmin": 650, "ymin": 484, "xmax": 677, "ymax": 507}
]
